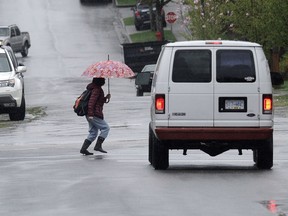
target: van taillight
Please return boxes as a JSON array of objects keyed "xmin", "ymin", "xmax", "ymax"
[
  {"xmin": 155, "ymin": 94, "xmax": 165, "ymax": 114},
  {"xmin": 263, "ymin": 94, "xmax": 273, "ymax": 114},
  {"xmin": 206, "ymin": 41, "xmax": 222, "ymax": 45}
]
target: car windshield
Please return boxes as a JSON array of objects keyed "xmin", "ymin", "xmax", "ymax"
[
  {"xmin": 0, "ymin": 28, "xmax": 9, "ymax": 37},
  {"xmin": 142, "ymin": 64, "xmax": 156, "ymax": 72},
  {"xmin": 0, "ymin": 53, "xmax": 12, "ymax": 72},
  {"xmin": 138, "ymin": 4, "xmax": 149, "ymax": 9},
  {"xmin": 137, "ymin": 3, "xmax": 156, "ymax": 9}
]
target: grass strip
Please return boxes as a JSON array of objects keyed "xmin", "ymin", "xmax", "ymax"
[{"xmin": 130, "ymin": 30, "xmax": 176, "ymax": 43}]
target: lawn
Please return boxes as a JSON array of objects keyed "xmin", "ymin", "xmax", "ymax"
[
  {"xmin": 130, "ymin": 30, "xmax": 176, "ymax": 43},
  {"xmin": 123, "ymin": 16, "xmax": 176, "ymax": 42},
  {"xmin": 123, "ymin": 17, "xmax": 134, "ymax": 26},
  {"xmin": 117, "ymin": 0, "xmax": 136, "ymax": 6},
  {"xmin": 274, "ymin": 80, "xmax": 288, "ymax": 107}
]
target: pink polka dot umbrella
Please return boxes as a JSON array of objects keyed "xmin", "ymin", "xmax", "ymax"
[{"xmin": 82, "ymin": 57, "xmax": 135, "ymax": 93}]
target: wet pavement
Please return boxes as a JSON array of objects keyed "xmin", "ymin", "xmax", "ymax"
[{"xmin": 0, "ymin": 0, "xmax": 288, "ymax": 215}]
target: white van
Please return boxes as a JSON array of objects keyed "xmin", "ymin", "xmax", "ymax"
[{"xmin": 149, "ymin": 40, "xmax": 274, "ymax": 170}]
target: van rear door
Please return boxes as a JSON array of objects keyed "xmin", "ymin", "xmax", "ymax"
[
  {"xmin": 168, "ymin": 49, "xmax": 214, "ymax": 127},
  {"xmin": 214, "ymin": 48, "xmax": 260, "ymax": 127}
]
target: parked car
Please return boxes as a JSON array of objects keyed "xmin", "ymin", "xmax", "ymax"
[
  {"xmin": 0, "ymin": 43, "xmax": 26, "ymax": 121},
  {"xmin": 135, "ymin": 64, "xmax": 155, "ymax": 96},
  {"xmin": 132, "ymin": 2, "xmax": 166, "ymax": 31},
  {"xmin": 0, "ymin": 24, "xmax": 31, "ymax": 57},
  {"xmin": 149, "ymin": 40, "xmax": 277, "ymax": 170}
]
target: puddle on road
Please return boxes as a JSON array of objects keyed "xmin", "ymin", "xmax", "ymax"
[
  {"xmin": 0, "ymin": 106, "xmax": 47, "ymax": 128},
  {"xmin": 26, "ymin": 106, "xmax": 47, "ymax": 120},
  {"xmin": 260, "ymin": 200, "xmax": 288, "ymax": 216}
]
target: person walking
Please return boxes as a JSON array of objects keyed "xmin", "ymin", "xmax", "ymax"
[{"xmin": 80, "ymin": 77, "xmax": 111, "ymax": 156}]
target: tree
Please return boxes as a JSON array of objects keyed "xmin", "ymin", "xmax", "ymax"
[
  {"xmin": 183, "ymin": 0, "xmax": 229, "ymax": 40},
  {"xmin": 154, "ymin": 0, "xmax": 172, "ymax": 41},
  {"xmin": 223, "ymin": 0, "xmax": 288, "ymax": 71},
  {"xmin": 182, "ymin": 0, "xmax": 288, "ymax": 71},
  {"xmin": 141, "ymin": 0, "xmax": 172, "ymax": 41}
]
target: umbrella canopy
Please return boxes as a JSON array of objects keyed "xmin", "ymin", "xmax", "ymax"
[{"xmin": 82, "ymin": 60, "xmax": 135, "ymax": 78}]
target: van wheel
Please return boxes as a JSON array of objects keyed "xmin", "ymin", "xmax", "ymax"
[
  {"xmin": 151, "ymin": 130, "xmax": 169, "ymax": 170},
  {"xmin": 255, "ymin": 137, "xmax": 273, "ymax": 169},
  {"xmin": 9, "ymin": 95, "xmax": 26, "ymax": 121},
  {"xmin": 136, "ymin": 89, "xmax": 143, "ymax": 96},
  {"xmin": 21, "ymin": 42, "xmax": 29, "ymax": 57},
  {"xmin": 253, "ymin": 149, "xmax": 257, "ymax": 163},
  {"xmin": 148, "ymin": 123, "xmax": 153, "ymax": 164}
]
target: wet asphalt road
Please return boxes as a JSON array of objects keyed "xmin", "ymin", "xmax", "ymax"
[{"xmin": 1, "ymin": 0, "xmax": 288, "ymax": 215}]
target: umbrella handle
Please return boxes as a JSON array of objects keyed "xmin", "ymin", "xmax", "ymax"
[{"xmin": 108, "ymin": 78, "xmax": 110, "ymax": 94}]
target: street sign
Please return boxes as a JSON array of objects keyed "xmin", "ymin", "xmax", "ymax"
[{"xmin": 165, "ymin": 11, "xmax": 177, "ymax": 24}]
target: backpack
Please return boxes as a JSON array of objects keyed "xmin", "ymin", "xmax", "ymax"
[{"xmin": 73, "ymin": 89, "xmax": 91, "ymax": 116}]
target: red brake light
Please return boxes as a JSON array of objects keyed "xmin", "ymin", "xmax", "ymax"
[
  {"xmin": 206, "ymin": 41, "xmax": 222, "ymax": 45},
  {"xmin": 135, "ymin": 11, "xmax": 140, "ymax": 17},
  {"xmin": 263, "ymin": 94, "xmax": 272, "ymax": 114},
  {"xmin": 155, "ymin": 94, "xmax": 165, "ymax": 114}
]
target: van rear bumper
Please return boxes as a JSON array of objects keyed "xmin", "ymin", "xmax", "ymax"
[{"xmin": 155, "ymin": 127, "xmax": 273, "ymax": 141}]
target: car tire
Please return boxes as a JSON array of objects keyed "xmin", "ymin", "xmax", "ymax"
[
  {"xmin": 21, "ymin": 42, "xmax": 29, "ymax": 57},
  {"xmin": 135, "ymin": 24, "xmax": 140, "ymax": 31},
  {"xmin": 255, "ymin": 136, "xmax": 273, "ymax": 169},
  {"xmin": 136, "ymin": 89, "xmax": 143, "ymax": 96},
  {"xmin": 9, "ymin": 95, "xmax": 26, "ymax": 121},
  {"xmin": 151, "ymin": 129, "xmax": 169, "ymax": 170}
]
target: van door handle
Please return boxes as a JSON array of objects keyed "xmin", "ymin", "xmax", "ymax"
[{"xmin": 247, "ymin": 113, "xmax": 256, "ymax": 117}]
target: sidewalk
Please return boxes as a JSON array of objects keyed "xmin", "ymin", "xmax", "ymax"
[{"xmin": 115, "ymin": 1, "xmax": 189, "ymax": 43}]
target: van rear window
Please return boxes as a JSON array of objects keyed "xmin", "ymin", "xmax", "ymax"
[
  {"xmin": 172, "ymin": 50, "xmax": 211, "ymax": 83},
  {"xmin": 216, "ymin": 50, "xmax": 256, "ymax": 83}
]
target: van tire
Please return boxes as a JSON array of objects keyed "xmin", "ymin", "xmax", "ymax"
[
  {"xmin": 255, "ymin": 137, "xmax": 273, "ymax": 169},
  {"xmin": 148, "ymin": 123, "xmax": 153, "ymax": 164},
  {"xmin": 151, "ymin": 130, "xmax": 169, "ymax": 170}
]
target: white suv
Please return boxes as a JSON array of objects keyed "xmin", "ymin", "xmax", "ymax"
[
  {"xmin": 0, "ymin": 43, "xmax": 26, "ymax": 121},
  {"xmin": 149, "ymin": 40, "xmax": 275, "ymax": 170}
]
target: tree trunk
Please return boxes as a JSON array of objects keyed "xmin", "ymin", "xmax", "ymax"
[
  {"xmin": 150, "ymin": 4, "xmax": 156, "ymax": 31},
  {"xmin": 155, "ymin": 3, "xmax": 164, "ymax": 41},
  {"xmin": 270, "ymin": 47, "xmax": 280, "ymax": 72}
]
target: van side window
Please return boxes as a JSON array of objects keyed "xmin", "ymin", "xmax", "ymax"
[
  {"xmin": 172, "ymin": 50, "xmax": 211, "ymax": 83},
  {"xmin": 216, "ymin": 50, "xmax": 256, "ymax": 83}
]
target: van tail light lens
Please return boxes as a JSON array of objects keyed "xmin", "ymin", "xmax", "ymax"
[
  {"xmin": 263, "ymin": 94, "xmax": 273, "ymax": 114},
  {"xmin": 206, "ymin": 41, "xmax": 222, "ymax": 45},
  {"xmin": 155, "ymin": 94, "xmax": 165, "ymax": 114}
]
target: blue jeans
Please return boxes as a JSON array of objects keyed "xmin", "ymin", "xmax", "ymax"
[{"xmin": 86, "ymin": 116, "xmax": 110, "ymax": 142}]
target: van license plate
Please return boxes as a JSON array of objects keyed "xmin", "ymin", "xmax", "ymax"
[
  {"xmin": 219, "ymin": 97, "xmax": 247, "ymax": 112},
  {"xmin": 225, "ymin": 100, "xmax": 245, "ymax": 110}
]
